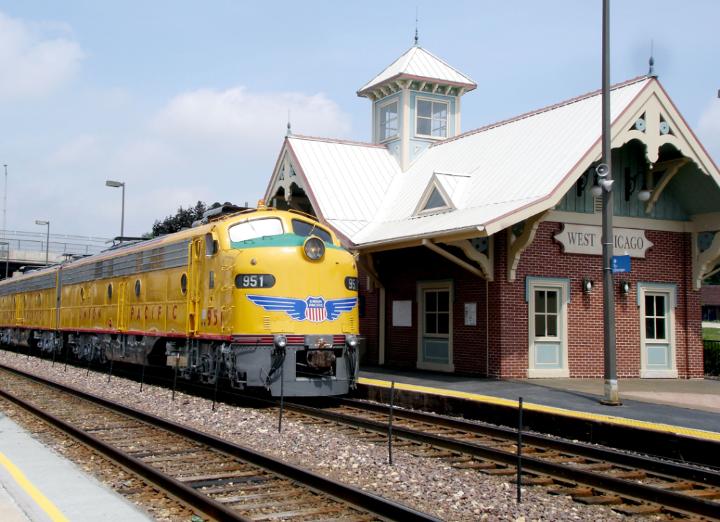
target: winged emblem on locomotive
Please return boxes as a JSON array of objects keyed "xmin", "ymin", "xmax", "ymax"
[{"xmin": 246, "ymin": 295, "xmax": 357, "ymax": 323}]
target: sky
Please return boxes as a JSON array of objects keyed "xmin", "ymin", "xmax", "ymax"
[{"xmin": 0, "ymin": 1, "xmax": 718, "ymax": 238}]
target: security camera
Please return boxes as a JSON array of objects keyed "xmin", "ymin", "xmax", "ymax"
[{"xmin": 595, "ymin": 163, "xmax": 610, "ymax": 178}]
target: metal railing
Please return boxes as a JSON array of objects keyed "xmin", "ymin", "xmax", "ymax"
[{"xmin": 0, "ymin": 229, "xmax": 109, "ymax": 257}]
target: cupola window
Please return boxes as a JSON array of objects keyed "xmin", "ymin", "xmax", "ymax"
[
  {"xmin": 379, "ymin": 100, "xmax": 399, "ymax": 141},
  {"xmin": 416, "ymin": 98, "xmax": 448, "ymax": 138}
]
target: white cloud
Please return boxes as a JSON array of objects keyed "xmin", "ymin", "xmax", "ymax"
[
  {"xmin": 0, "ymin": 11, "xmax": 83, "ymax": 101},
  {"xmin": 151, "ymin": 87, "xmax": 351, "ymax": 147},
  {"xmin": 22, "ymin": 85, "xmax": 352, "ymax": 237},
  {"xmin": 47, "ymin": 135, "xmax": 100, "ymax": 167},
  {"xmin": 697, "ymin": 99, "xmax": 720, "ymax": 164}
]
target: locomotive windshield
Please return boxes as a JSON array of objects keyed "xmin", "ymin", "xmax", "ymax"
[
  {"xmin": 292, "ymin": 219, "xmax": 332, "ymax": 244},
  {"xmin": 229, "ymin": 218, "xmax": 284, "ymax": 243}
]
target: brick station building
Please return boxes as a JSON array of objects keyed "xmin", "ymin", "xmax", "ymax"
[{"xmin": 264, "ymin": 45, "xmax": 720, "ymax": 379}]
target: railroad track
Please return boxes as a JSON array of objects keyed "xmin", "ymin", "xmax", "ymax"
[
  {"xmin": 274, "ymin": 398, "xmax": 720, "ymax": 520},
  {"xmin": 0, "ymin": 365, "xmax": 439, "ymax": 522}
]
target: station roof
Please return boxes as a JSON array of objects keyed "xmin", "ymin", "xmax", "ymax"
[
  {"xmin": 357, "ymin": 46, "xmax": 476, "ymax": 97},
  {"xmin": 269, "ymin": 75, "xmax": 720, "ymax": 250}
]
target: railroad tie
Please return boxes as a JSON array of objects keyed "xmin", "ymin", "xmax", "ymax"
[
  {"xmin": 683, "ymin": 488, "xmax": 720, "ymax": 499},
  {"xmin": 511, "ymin": 475, "xmax": 554, "ymax": 486},
  {"xmin": 573, "ymin": 494, "xmax": 622, "ymax": 506},
  {"xmin": 548, "ymin": 486, "xmax": 593, "ymax": 497},
  {"xmin": 451, "ymin": 459, "xmax": 497, "ymax": 470},
  {"xmin": 249, "ymin": 505, "xmax": 346, "ymax": 521},
  {"xmin": 612, "ymin": 503, "xmax": 663, "ymax": 516}
]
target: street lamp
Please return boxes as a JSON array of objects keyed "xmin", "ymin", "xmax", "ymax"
[
  {"xmin": 35, "ymin": 220, "xmax": 49, "ymax": 266},
  {"xmin": 105, "ymin": 180, "xmax": 125, "ymax": 240}
]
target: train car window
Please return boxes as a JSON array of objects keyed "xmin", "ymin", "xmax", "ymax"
[
  {"xmin": 291, "ymin": 219, "xmax": 332, "ymax": 244},
  {"xmin": 80, "ymin": 288, "xmax": 85, "ymax": 301},
  {"xmin": 134, "ymin": 279, "xmax": 141, "ymax": 297},
  {"xmin": 180, "ymin": 273, "xmax": 188, "ymax": 295},
  {"xmin": 107, "ymin": 284, "xmax": 113, "ymax": 301},
  {"xmin": 229, "ymin": 218, "xmax": 284, "ymax": 243},
  {"xmin": 205, "ymin": 233, "xmax": 218, "ymax": 256},
  {"xmin": 209, "ymin": 271, "xmax": 215, "ymax": 289}
]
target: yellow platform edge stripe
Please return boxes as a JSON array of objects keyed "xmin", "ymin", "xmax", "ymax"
[
  {"xmin": 0, "ymin": 451, "xmax": 69, "ymax": 522},
  {"xmin": 358, "ymin": 377, "xmax": 720, "ymax": 443}
]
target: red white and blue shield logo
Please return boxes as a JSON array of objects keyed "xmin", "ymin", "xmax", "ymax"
[{"xmin": 304, "ymin": 296, "xmax": 327, "ymax": 322}]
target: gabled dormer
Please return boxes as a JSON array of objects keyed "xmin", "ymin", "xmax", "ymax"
[{"xmin": 358, "ymin": 46, "xmax": 476, "ymax": 170}]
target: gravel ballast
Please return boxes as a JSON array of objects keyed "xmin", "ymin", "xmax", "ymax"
[{"xmin": 0, "ymin": 352, "xmax": 641, "ymax": 521}]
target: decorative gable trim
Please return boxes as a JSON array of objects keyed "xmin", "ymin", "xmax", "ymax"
[{"xmin": 613, "ymin": 84, "xmax": 719, "ymax": 178}]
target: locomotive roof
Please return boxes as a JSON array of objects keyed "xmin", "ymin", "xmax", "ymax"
[{"xmin": 0, "ymin": 208, "xmax": 331, "ymax": 285}]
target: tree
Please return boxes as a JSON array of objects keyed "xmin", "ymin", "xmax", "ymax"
[{"xmin": 150, "ymin": 201, "xmax": 208, "ymax": 237}]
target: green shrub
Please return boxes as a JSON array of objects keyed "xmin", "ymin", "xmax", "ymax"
[{"xmin": 705, "ymin": 341, "xmax": 720, "ymax": 376}]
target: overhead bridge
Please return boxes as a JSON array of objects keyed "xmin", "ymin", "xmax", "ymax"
[{"xmin": 0, "ymin": 229, "xmax": 110, "ymax": 279}]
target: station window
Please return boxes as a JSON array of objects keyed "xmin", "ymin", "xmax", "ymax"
[
  {"xmin": 644, "ymin": 294, "xmax": 667, "ymax": 340},
  {"xmin": 379, "ymin": 100, "xmax": 399, "ymax": 141},
  {"xmin": 416, "ymin": 99, "xmax": 448, "ymax": 138}
]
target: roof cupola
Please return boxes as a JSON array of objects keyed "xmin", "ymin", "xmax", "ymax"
[{"xmin": 358, "ymin": 46, "xmax": 476, "ymax": 170}]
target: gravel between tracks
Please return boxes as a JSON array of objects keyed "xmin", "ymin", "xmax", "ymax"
[{"xmin": 0, "ymin": 352, "xmax": 640, "ymax": 521}]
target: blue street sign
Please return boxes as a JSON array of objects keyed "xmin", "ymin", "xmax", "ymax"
[{"xmin": 612, "ymin": 255, "xmax": 631, "ymax": 273}]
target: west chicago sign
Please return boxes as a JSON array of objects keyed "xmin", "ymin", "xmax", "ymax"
[{"xmin": 553, "ymin": 224, "xmax": 653, "ymax": 258}]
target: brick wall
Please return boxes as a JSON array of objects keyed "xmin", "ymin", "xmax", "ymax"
[
  {"xmin": 358, "ymin": 221, "xmax": 703, "ymax": 379},
  {"xmin": 359, "ymin": 246, "xmax": 489, "ymax": 374}
]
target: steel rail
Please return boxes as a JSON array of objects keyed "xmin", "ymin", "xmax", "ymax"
[
  {"xmin": 336, "ymin": 398, "xmax": 720, "ymax": 487},
  {"xmin": 0, "ymin": 364, "xmax": 440, "ymax": 522},
  {"xmin": 277, "ymin": 399, "xmax": 720, "ymax": 519},
  {"xmin": 0, "ymin": 386, "xmax": 247, "ymax": 522}
]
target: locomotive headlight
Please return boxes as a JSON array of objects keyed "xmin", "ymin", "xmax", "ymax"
[
  {"xmin": 346, "ymin": 334, "xmax": 358, "ymax": 348},
  {"xmin": 274, "ymin": 334, "xmax": 287, "ymax": 348},
  {"xmin": 303, "ymin": 237, "xmax": 325, "ymax": 261}
]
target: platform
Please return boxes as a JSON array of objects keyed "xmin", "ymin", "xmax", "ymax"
[
  {"xmin": 0, "ymin": 413, "xmax": 151, "ymax": 522},
  {"xmin": 358, "ymin": 367, "xmax": 720, "ymax": 440}
]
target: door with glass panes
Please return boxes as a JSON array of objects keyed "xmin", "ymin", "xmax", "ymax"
[
  {"xmin": 640, "ymin": 290, "xmax": 676, "ymax": 377},
  {"xmin": 528, "ymin": 281, "xmax": 568, "ymax": 377},
  {"xmin": 417, "ymin": 282, "xmax": 453, "ymax": 371}
]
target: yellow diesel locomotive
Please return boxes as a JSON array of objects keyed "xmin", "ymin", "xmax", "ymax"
[{"xmin": 0, "ymin": 204, "xmax": 360, "ymax": 396}]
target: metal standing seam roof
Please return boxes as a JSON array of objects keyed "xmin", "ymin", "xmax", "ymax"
[
  {"xmin": 283, "ymin": 77, "xmax": 653, "ymax": 247},
  {"xmin": 286, "ymin": 136, "xmax": 401, "ymax": 240},
  {"xmin": 351, "ymin": 77, "xmax": 651, "ymax": 245},
  {"xmin": 358, "ymin": 46, "xmax": 477, "ymax": 95}
]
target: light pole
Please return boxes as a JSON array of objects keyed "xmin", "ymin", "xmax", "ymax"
[
  {"xmin": 2, "ymin": 164, "xmax": 7, "ymax": 242},
  {"xmin": 600, "ymin": 0, "xmax": 620, "ymax": 405},
  {"xmin": 35, "ymin": 220, "xmax": 50, "ymax": 266},
  {"xmin": 105, "ymin": 180, "xmax": 125, "ymax": 240}
]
